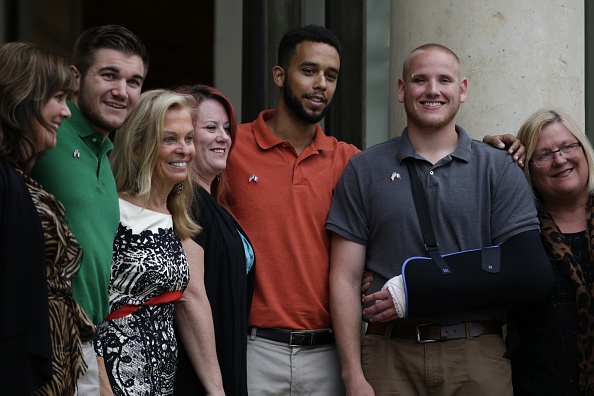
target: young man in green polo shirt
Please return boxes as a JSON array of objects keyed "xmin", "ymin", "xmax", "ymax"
[{"xmin": 32, "ymin": 25, "xmax": 149, "ymax": 395}]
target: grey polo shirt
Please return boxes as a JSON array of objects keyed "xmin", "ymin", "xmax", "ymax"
[{"xmin": 326, "ymin": 126, "xmax": 539, "ymax": 323}]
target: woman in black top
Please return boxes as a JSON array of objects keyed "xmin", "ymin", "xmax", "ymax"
[
  {"xmin": 0, "ymin": 42, "xmax": 94, "ymax": 395},
  {"xmin": 174, "ymin": 85, "xmax": 255, "ymax": 396},
  {"xmin": 488, "ymin": 109, "xmax": 594, "ymax": 395}
]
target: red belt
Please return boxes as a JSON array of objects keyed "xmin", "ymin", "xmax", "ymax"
[
  {"xmin": 105, "ymin": 290, "xmax": 183, "ymax": 321},
  {"xmin": 366, "ymin": 321, "xmax": 502, "ymax": 343}
]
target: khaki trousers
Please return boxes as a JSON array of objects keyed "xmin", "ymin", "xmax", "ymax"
[
  {"xmin": 74, "ymin": 340, "xmax": 100, "ymax": 395},
  {"xmin": 247, "ymin": 334, "xmax": 344, "ymax": 396},
  {"xmin": 362, "ymin": 332, "xmax": 512, "ymax": 395}
]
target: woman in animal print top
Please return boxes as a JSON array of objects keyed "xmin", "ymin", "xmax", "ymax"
[
  {"xmin": 0, "ymin": 42, "xmax": 94, "ymax": 395},
  {"xmin": 487, "ymin": 109, "xmax": 594, "ymax": 395}
]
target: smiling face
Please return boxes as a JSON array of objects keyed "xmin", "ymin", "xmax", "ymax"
[
  {"xmin": 152, "ymin": 107, "xmax": 195, "ymax": 193},
  {"xmin": 33, "ymin": 90, "xmax": 71, "ymax": 152},
  {"xmin": 278, "ymin": 41, "xmax": 340, "ymax": 124},
  {"xmin": 192, "ymin": 99, "xmax": 232, "ymax": 190},
  {"xmin": 398, "ymin": 48, "xmax": 467, "ymax": 132},
  {"xmin": 72, "ymin": 48, "xmax": 145, "ymax": 137},
  {"xmin": 529, "ymin": 122, "xmax": 589, "ymax": 206}
]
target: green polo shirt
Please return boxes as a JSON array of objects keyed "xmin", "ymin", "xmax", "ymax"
[{"xmin": 32, "ymin": 100, "xmax": 119, "ymax": 324}]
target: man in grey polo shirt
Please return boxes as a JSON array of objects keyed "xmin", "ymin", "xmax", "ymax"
[{"xmin": 326, "ymin": 43, "xmax": 552, "ymax": 395}]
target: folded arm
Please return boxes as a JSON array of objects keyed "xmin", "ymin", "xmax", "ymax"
[{"xmin": 402, "ymin": 229, "xmax": 555, "ymax": 318}]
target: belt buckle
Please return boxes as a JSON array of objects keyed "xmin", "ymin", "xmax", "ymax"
[
  {"xmin": 416, "ymin": 323, "xmax": 437, "ymax": 344},
  {"xmin": 289, "ymin": 331, "xmax": 313, "ymax": 346}
]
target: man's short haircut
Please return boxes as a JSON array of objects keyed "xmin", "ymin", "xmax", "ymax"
[
  {"xmin": 72, "ymin": 24, "xmax": 149, "ymax": 76},
  {"xmin": 402, "ymin": 43, "xmax": 461, "ymax": 79},
  {"xmin": 277, "ymin": 24, "xmax": 341, "ymax": 69}
]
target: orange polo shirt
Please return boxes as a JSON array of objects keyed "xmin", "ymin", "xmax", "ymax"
[{"xmin": 226, "ymin": 110, "xmax": 360, "ymax": 330}]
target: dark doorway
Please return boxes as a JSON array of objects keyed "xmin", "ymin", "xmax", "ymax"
[{"xmin": 82, "ymin": 0, "xmax": 215, "ymax": 90}]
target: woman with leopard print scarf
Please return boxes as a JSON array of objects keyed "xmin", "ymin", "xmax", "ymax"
[
  {"xmin": 489, "ymin": 109, "xmax": 594, "ymax": 396},
  {"xmin": 0, "ymin": 42, "xmax": 95, "ymax": 395}
]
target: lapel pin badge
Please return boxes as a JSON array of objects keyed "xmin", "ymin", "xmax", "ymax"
[
  {"xmin": 391, "ymin": 172, "xmax": 400, "ymax": 181},
  {"xmin": 248, "ymin": 174, "xmax": 258, "ymax": 183},
  {"xmin": 73, "ymin": 149, "xmax": 81, "ymax": 159}
]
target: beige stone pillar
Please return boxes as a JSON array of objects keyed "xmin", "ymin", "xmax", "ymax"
[{"xmin": 389, "ymin": 0, "xmax": 584, "ymax": 139}]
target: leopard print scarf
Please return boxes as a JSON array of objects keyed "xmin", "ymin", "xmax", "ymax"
[{"xmin": 539, "ymin": 195, "xmax": 594, "ymax": 393}]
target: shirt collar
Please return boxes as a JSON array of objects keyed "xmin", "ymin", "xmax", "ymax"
[
  {"xmin": 252, "ymin": 109, "xmax": 335, "ymax": 153},
  {"xmin": 66, "ymin": 100, "xmax": 109, "ymax": 141},
  {"xmin": 396, "ymin": 125, "xmax": 472, "ymax": 164}
]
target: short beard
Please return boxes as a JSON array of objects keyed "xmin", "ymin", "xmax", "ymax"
[
  {"xmin": 283, "ymin": 77, "xmax": 328, "ymax": 124},
  {"xmin": 76, "ymin": 76, "xmax": 124, "ymax": 134}
]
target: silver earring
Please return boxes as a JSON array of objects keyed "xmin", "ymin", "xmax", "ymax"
[{"xmin": 176, "ymin": 182, "xmax": 183, "ymax": 194}]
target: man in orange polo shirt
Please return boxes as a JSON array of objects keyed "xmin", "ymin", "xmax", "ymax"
[{"xmin": 225, "ymin": 25, "xmax": 359, "ymax": 395}]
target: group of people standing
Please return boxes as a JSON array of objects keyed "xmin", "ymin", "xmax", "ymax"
[{"xmin": 0, "ymin": 20, "xmax": 593, "ymax": 396}]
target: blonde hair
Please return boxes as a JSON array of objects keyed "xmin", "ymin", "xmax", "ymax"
[
  {"xmin": 111, "ymin": 89, "xmax": 200, "ymax": 239},
  {"xmin": 516, "ymin": 108, "xmax": 594, "ymax": 209}
]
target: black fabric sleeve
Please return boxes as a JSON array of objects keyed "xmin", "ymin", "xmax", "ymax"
[
  {"xmin": 0, "ymin": 159, "xmax": 52, "ymax": 393},
  {"xmin": 402, "ymin": 229, "xmax": 555, "ymax": 318}
]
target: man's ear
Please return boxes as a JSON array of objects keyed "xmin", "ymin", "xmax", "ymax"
[
  {"xmin": 459, "ymin": 77, "xmax": 468, "ymax": 103},
  {"xmin": 397, "ymin": 78, "xmax": 405, "ymax": 103},
  {"xmin": 69, "ymin": 65, "xmax": 82, "ymax": 92},
  {"xmin": 272, "ymin": 66, "xmax": 285, "ymax": 88}
]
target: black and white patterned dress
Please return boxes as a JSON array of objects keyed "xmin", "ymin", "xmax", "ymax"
[{"xmin": 94, "ymin": 198, "xmax": 189, "ymax": 396}]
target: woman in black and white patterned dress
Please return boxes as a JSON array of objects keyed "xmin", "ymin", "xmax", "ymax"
[{"xmin": 94, "ymin": 90, "xmax": 200, "ymax": 395}]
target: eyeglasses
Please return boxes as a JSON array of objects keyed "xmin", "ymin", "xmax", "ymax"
[{"xmin": 530, "ymin": 142, "xmax": 582, "ymax": 168}]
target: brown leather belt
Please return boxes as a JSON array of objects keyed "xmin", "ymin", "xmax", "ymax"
[{"xmin": 366, "ymin": 321, "xmax": 502, "ymax": 343}]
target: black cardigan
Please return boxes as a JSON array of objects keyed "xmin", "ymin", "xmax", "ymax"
[
  {"xmin": 0, "ymin": 157, "xmax": 51, "ymax": 393},
  {"xmin": 174, "ymin": 185, "xmax": 255, "ymax": 396}
]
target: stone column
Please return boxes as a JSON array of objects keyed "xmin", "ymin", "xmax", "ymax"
[{"xmin": 389, "ymin": 0, "xmax": 585, "ymax": 139}]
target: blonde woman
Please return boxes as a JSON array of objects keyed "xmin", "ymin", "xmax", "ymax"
[
  {"xmin": 94, "ymin": 89, "xmax": 199, "ymax": 395},
  {"xmin": 486, "ymin": 109, "xmax": 594, "ymax": 395}
]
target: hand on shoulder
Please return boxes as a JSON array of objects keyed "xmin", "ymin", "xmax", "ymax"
[{"xmin": 483, "ymin": 134, "xmax": 526, "ymax": 168}]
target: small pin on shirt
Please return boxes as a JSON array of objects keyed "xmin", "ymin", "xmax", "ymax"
[
  {"xmin": 73, "ymin": 149, "xmax": 81, "ymax": 159},
  {"xmin": 248, "ymin": 174, "xmax": 258, "ymax": 183},
  {"xmin": 391, "ymin": 172, "xmax": 400, "ymax": 181}
]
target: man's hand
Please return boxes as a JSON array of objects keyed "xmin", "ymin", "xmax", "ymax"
[
  {"xmin": 483, "ymin": 134, "xmax": 526, "ymax": 168},
  {"xmin": 361, "ymin": 271, "xmax": 373, "ymax": 295},
  {"xmin": 362, "ymin": 289, "xmax": 399, "ymax": 322},
  {"xmin": 345, "ymin": 375, "xmax": 376, "ymax": 396}
]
